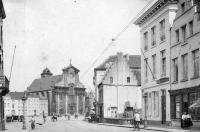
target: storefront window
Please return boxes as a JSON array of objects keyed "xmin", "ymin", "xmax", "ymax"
[
  {"xmin": 175, "ymin": 95, "xmax": 180, "ymax": 119},
  {"xmin": 189, "ymin": 92, "xmax": 200, "ymax": 120}
]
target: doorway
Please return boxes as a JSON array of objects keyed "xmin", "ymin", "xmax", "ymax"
[{"xmin": 161, "ymin": 90, "xmax": 166, "ymax": 124}]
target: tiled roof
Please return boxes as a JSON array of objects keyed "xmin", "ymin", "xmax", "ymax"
[
  {"xmin": 28, "ymin": 75, "xmax": 62, "ymax": 92},
  {"xmin": 7, "ymin": 92, "xmax": 24, "ymax": 100},
  {"xmin": 95, "ymin": 54, "xmax": 141, "ymax": 70},
  {"xmin": 94, "ymin": 55, "xmax": 117, "ymax": 70}
]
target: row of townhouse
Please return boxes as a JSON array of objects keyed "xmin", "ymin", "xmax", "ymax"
[
  {"xmin": 3, "ymin": 92, "xmax": 48, "ymax": 117},
  {"xmin": 134, "ymin": 0, "xmax": 200, "ymax": 127}
]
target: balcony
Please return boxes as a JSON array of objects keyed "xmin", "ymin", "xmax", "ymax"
[{"xmin": 0, "ymin": 76, "xmax": 9, "ymax": 96}]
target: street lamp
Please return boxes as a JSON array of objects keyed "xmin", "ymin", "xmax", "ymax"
[{"xmin": 22, "ymin": 91, "xmax": 27, "ymax": 130}]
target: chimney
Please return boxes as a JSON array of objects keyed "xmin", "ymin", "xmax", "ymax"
[{"xmin": 117, "ymin": 52, "xmax": 123, "ymax": 62}]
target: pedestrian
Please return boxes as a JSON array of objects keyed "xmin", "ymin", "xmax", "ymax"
[
  {"xmin": 43, "ymin": 114, "xmax": 46, "ymax": 124},
  {"xmin": 134, "ymin": 111, "xmax": 140, "ymax": 131},
  {"xmin": 30, "ymin": 116, "xmax": 36, "ymax": 130},
  {"xmin": 181, "ymin": 112, "xmax": 187, "ymax": 129},
  {"xmin": 186, "ymin": 113, "xmax": 193, "ymax": 130}
]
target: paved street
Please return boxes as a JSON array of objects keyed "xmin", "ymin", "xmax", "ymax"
[{"xmin": 4, "ymin": 116, "xmax": 159, "ymax": 132}]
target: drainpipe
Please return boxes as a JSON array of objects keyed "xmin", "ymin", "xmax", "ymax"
[{"xmin": 169, "ymin": 27, "xmax": 172, "ymax": 126}]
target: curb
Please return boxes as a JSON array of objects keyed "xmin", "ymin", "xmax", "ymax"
[{"xmin": 97, "ymin": 123, "xmax": 170, "ymax": 132}]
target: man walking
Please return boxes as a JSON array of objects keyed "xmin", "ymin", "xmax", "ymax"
[{"xmin": 134, "ymin": 111, "xmax": 140, "ymax": 131}]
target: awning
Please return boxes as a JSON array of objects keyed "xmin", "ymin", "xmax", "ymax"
[{"xmin": 189, "ymin": 99, "xmax": 200, "ymax": 109}]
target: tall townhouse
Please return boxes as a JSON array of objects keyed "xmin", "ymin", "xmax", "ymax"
[
  {"xmin": 134, "ymin": 0, "xmax": 178, "ymax": 125},
  {"xmin": 169, "ymin": 0, "xmax": 200, "ymax": 127}
]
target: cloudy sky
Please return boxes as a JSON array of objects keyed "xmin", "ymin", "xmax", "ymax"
[{"xmin": 3, "ymin": 0, "xmax": 150, "ymax": 92}]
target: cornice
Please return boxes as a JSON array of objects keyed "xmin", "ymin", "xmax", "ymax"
[{"xmin": 134, "ymin": 0, "xmax": 178, "ymax": 26}]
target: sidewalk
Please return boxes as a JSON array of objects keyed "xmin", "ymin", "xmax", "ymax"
[{"xmin": 97, "ymin": 123, "xmax": 200, "ymax": 132}]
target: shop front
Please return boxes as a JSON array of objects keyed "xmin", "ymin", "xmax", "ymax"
[{"xmin": 169, "ymin": 85, "xmax": 200, "ymax": 127}]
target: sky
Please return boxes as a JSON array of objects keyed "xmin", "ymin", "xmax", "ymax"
[{"xmin": 3, "ymin": 0, "xmax": 150, "ymax": 92}]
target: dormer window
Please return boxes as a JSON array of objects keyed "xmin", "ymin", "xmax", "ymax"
[{"xmin": 181, "ymin": 2, "xmax": 185, "ymax": 13}]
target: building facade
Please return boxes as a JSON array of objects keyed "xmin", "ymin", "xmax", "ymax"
[
  {"xmin": 28, "ymin": 63, "xmax": 86, "ymax": 116},
  {"xmin": 169, "ymin": 0, "xmax": 200, "ymax": 127},
  {"xmin": 96, "ymin": 52, "xmax": 141, "ymax": 119},
  {"xmin": 134, "ymin": 0, "xmax": 178, "ymax": 125},
  {"xmin": 3, "ymin": 92, "xmax": 48, "ymax": 116},
  {"xmin": 0, "ymin": 0, "xmax": 9, "ymax": 130},
  {"xmin": 93, "ymin": 55, "xmax": 116, "ymax": 116}
]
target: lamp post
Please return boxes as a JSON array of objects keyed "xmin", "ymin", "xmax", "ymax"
[{"xmin": 22, "ymin": 91, "xmax": 27, "ymax": 130}]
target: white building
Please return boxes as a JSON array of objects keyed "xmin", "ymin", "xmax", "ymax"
[
  {"xmin": 134, "ymin": 0, "xmax": 178, "ymax": 125},
  {"xmin": 96, "ymin": 52, "xmax": 141, "ymax": 119},
  {"xmin": 4, "ymin": 92, "xmax": 48, "ymax": 117}
]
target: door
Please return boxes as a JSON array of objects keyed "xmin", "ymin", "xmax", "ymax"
[{"xmin": 161, "ymin": 90, "xmax": 166, "ymax": 124}]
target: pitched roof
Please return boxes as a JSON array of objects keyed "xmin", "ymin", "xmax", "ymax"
[
  {"xmin": 94, "ymin": 54, "xmax": 141, "ymax": 71},
  {"xmin": 28, "ymin": 75, "xmax": 62, "ymax": 92},
  {"xmin": 94, "ymin": 55, "xmax": 117, "ymax": 71},
  {"xmin": 128, "ymin": 55, "xmax": 141, "ymax": 68},
  {"xmin": 7, "ymin": 92, "xmax": 24, "ymax": 100}
]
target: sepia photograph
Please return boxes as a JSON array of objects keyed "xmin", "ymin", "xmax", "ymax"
[{"xmin": 0, "ymin": 0, "xmax": 199, "ymax": 131}]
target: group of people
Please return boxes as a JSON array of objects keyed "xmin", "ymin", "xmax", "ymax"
[{"xmin": 181, "ymin": 112, "xmax": 193, "ymax": 130}]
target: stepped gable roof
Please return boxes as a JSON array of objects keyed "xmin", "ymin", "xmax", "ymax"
[
  {"xmin": 28, "ymin": 75, "xmax": 62, "ymax": 92},
  {"xmin": 63, "ymin": 64, "xmax": 80, "ymax": 72},
  {"xmin": 94, "ymin": 54, "xmax": 141, "ymax": 71},
  {"xmin": 0, "ymin": 0, "xmax": 6, "ymax": 19}
]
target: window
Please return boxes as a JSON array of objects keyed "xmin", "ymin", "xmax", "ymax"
[
  {"xmin": 41, "ymin": 92, "xmax": 44, "ymax": 96},
  {"xmin": 161, "ymin": 50, "xmax": 166, "ymax": 76},
  {"xmin": 160, "ymin": 19, "xmax": 165, "ymax": 41},
  {"xmin": 175, "ymin": 95, "xmax": 180, "ymax": 119},
  {"xmin": 181, "ymin": 2, "xmax": 185, "ymax": 13},
  {"xmin": 110, "ymin": 77, "xmax": 113, "ymax": 84},
  {"xmin": 152, "ymin": 54, "xmax": 156, "ymax": 79},
  {"xmin": 173, "ymin": 58, "xmax": 178, "ymax": 82},
  {"xmin": 189, "ymin": 21, "xmax": 193, "ymax": 36},
  {"xmin": 181, "ymin": 25, "xmax": 186, "ymax": 42},
  {"xmin": 189, "ymin": 92, "xmax": 200, "ymax": 120},
  {"xmin": 192, "ymin": 49, "xmax": 199, "ymax": 78},
  {"xmin": 144, "ymin": 32, "xmax": 148, "ymax": 50},
  {"xmin": 175, "ymin": 29, "xmax": 179, "ymax": 43},
  {"xmin": 182, "ymin": 54, "xmax": 188, "ymax": 80},
  {"xmin": 151, "ymin": 26, "xmax": 156, "ymax": 46},
  {"xmin": 127, "ymin": 77, "xmax": 130, "ymax": 83}
]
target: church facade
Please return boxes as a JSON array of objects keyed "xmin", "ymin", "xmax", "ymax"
[{"xmin": 27, "ymin": 63, "xmax": 86, "ymax": 115}]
